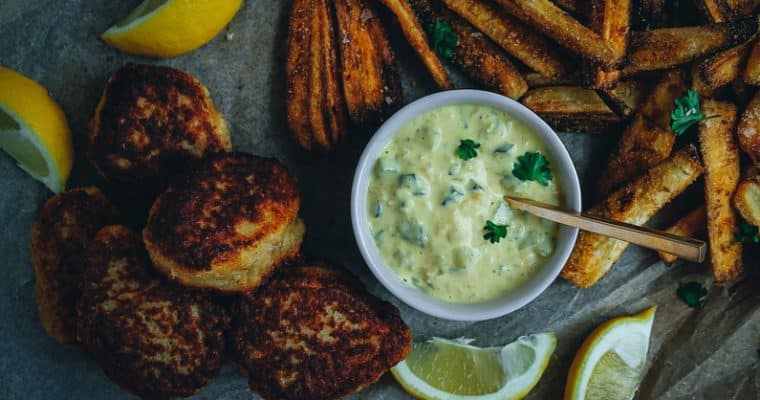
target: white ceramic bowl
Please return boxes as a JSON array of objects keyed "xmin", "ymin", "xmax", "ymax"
[{"xmin": 351, "ymin": 90, "xmax": 581, "ymax": 321}]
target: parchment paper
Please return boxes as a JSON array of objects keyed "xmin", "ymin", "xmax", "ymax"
[{"xmin": 0, "ymin": 1, "xmax": 757, "ymax": 399}]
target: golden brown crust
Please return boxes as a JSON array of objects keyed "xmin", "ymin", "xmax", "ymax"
[
  {"xmin": 622, "ymin": 17, "xmax": 758, "ymax": 76},
  {"xmin": 77, "ymin": 226, "xmax": 227, "ymax": 399},
  {"xmin": 658, "ymin": 204, "xmax": 707, "ymax": 265},
  {"xmin": 745, "ymin": 38, "xmax": 760, "ymax": 85},
  {"xmin": 495, "ymin": 0, "xmax": 624, "ymax": 68},
  {"xmin": 733, "ymin": 178, "xmax": 760, "ymax": 227},
  {"xmin": 699, "ymin": 99, "xmax": 743, "ymax": 284},
  {"xmin": 411, "ymin": 0, "xmax": 527, "ymax": 99},
  {"xmin": 143, "ymin": 153, "xmax": 304, "ymax": 293},
  {"xmin": 88, "ymin": 63, "xmax": 231, "ymax": 193},
  {"xmin": 378, "ymin": 0, "xmax": 453, "ymax": 89},
  {"xmin": 227, "ymin": 264, "xmax": 412, "ymax": 400},
  {"xmin": 738, "ymin": 91, "xmax": 760, "ymax": 163},
  {"xmin": 584, "ymin": 0, "xmax": 632, "ymax": 89},
  {"xmin": 692, "ymin": 41, "xmax": 752, "ymax": 97},
  {"xmin": 334, "ymin": 0, "xmax": 401, "ymax": 125},
  {"xmin": 30, "ymin": 187, "xmax": 119, "ymax": 344},
  {"xmin": 441, "ymin": 0, "xmax": 569, "ymax": 79},
  {"xmin": 637, "ymin": 69, "xmax": 688, "ymax": 129},
  {"xmin": 520, "ymin": 86, "xmax": 621, "ymax": 133},
  {"xmin": 599, "ymin": 78, "xmax": 653, "ymax": 117},
  {"xmin": 562, "ymin": 146, "xmax": 704, "ymax": 287}
]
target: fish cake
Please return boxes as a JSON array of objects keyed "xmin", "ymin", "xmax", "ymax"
[
  {"xmin": 227, "ymin": 264, "xmax": 412, "ymax": 400},
  {"xmin": 143, "ymin": 153, "xmax": 305, "ymax": 292},
  {"xmin": 77, "ymin": 226, "xmax": 226, "ymax": 399},
  {"xmin": 30, "ymin": 186, "xmax": 119, "ymax": 344},
  {"xmin": 88, "ymin": 63, "xmax": 231, "ymax": 193}
]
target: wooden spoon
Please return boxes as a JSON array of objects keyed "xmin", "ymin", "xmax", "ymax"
[{"xmin": 505, "ymin": 196, "xmax": 707, "ymax": 263}]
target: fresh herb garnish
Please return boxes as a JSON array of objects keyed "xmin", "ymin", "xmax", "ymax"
[
  {"xmin": 512, "ymin": 151, "xmax": 552, "ymax": 186},
  {"xmin": 677, "ymin": 281, "xmax": 708, "ymax": 308},
  {"xmin": 457, "ymin": 139, "xmax": 480, "ymax": 160},
  {"xmin": 670, "ymin": 89, "xmax": 719, "ymax": 136},
  {"xmin": 734, "ymin": 219, "xmax": 760, "ymax": 243},
  {"xmin": 428, "ymin": 20, "xmax": 457, "ymax": 60},
  {"xmin": 483, "ymin": 220, "xmax": 507, "ymax": 244}
]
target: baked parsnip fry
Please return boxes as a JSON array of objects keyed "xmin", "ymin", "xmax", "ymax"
[
  {"xmin": 699, "ymin": 99, "xmax": 743, "ymax": 285},
  {"xmin": 561, "ymin": 145, "xmax": 704, "ymax": 287},
  {"xmin": 692, "ymin": 42, "xmax": 752, "ymax": 97},
  {"xmin": 520, "ymin": 86, "xmax": 621, "ymax": 133},
  {"xmin": 737, "ymin": 91, "xmax": 760, "ymax": 162},
  {"xmin": 334, "ymin": 0, "xmax": 401, "ymax": 125},
  {"xmin": 745, "ymin": 38, "xmax": 760, "ymax": 85},
  {"xmin": 734, "ymin": 178, "xmax": 760, "ymax": 227},
  {"xmin": 553, "ymin": 0, "xmax": 581, "ymax": 13},
  {"xmin": 596, "ymin": 70, "xmax": 687, "ymax": 194},
  {"xmin": 286, "ymin": 0, "xmax": 348, "ymax": 150},
  {"xmin": 600, "ymin": 78, "xmax": 653, "ymax": 117},
  {"xmin": 584, "ymin": 0, "xmax": 632, "ymax": 89},
  {"xmin": 440, "ymin": 0, "xmax": 568, "ymax": 78},
  {"xmin": 623, "ymin": 17, "xmax": 758, "ymax": 75},
  {"xmin": 494, "ymin": 0, "xmax": 624, "ymax": 68},
  {"xmin": 695, "ymin": 0, "xmax": 732, "ymax": 22},
  {"xmin": 377, "ymin": 0, "xmax": 453, "ymax": 89},
  {"xmin": 658, "ymin": 204, "xmax": 708, "ymax": 265},
  {"xmin": 524, "ymin": 71, "xmax": 580, "ymax": 88},
  {"xmin": 410, "ymin": 0, "xmax": 527, "ymax": 99}
]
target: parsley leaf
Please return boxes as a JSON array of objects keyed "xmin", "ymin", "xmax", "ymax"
[
  {"xmin": 457, "ymin": 139, "xmax": 480, "ymax": 160},
  {"xmin": 677, "ymin": 281, "xmax": 708, "ymax": 308},
  {"xmin": 428, "ymin": 20, "xmax": 457, "ymax": 60},
  {"xmin": 670, "ymin": 89, "xmax": 719, "ymax": 136},
  {"xmin": 512, "ymin": 152, "xmax": 552, "ymax": 186},
  {"xmin": 734, "ymin": 219, "xmax": 760, "ymax": 243},
  {"xmin": 483, "ymin": 220, "xmax": 507, "ymax": 244}
]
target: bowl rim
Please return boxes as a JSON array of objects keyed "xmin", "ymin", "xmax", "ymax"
[{"xmin": 350, "ymin": 89, "xmax": 581, "ymax": 321}]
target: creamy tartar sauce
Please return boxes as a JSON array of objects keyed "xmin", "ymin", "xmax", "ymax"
[{"xmin": 367, "ymin": 104, "xmax": 561, "ymax": 303}]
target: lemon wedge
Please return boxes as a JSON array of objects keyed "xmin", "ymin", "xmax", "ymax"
[
  {"xmin": 391, "ymin": 333, "xmax": 556, "ymax": 400},
  {"xmin": 101, "ymin": 0, "xmax": 243, "ymax": 58},
  {"xmin": 0, "ymin": 66, "xmax": 73, "ymax": 193},
  {"xmin": 565, "ymin": 307, "xmax": 656, "ymax": 400}
]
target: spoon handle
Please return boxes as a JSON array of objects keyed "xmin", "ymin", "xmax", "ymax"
[{"xmin": 505, "ymin": 196, "xmax": 707, "ymax": 263}]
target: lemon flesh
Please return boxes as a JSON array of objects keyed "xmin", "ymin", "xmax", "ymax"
[
  {"xmin": 101, "ymin": 0, "xmax": 243, "ymax": 58},
  {"xmin": 392, "ymin": 334, "xmax": 556, "ymax": 400},
  {"xmin": 565, "ymin": 307, "xmax": 656, "ymax": 400},
  {"xmin": 0, "ymin": 66, "xmax": 72, "ymax": 193}
]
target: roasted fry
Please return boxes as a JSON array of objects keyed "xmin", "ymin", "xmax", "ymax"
[
  {"xmin": 494, "ymin": 0, "xmax": 624, "ymax": 68},
  {"xmin": 600, "ymin": 78, "xmax": 653, "ymax": 117},
  {"xmin": 657, "ymin": 204, "xmax": 707, "ymax": 265},
  {"xmin": 737, "ymin": 90, "xmax": 760, "ymax": 162},
  {"xmin": 334, "ymin": 0, "xmax": 401, "ymax": 125},
  {"xmin": 745, "ymin": 38, "xmax": 760, "ymax": 85},
  {"xmin": 440, "ymin": 0, "xmax": 568, "ymax": 78},
  {"xmin": 520, "ymin": 86, "xmax": 621, "ymax": 133},
  {"xmin": 695, "ymin": 0, "xmax": 732, "ymax": 22},
  {"xmin": 692, "ymin": 42, "xmax": 752, "ymax": 97},
  {"xmin": 622, "ymin": 17, "xmax": 758, "ymax": 75},
  {"xmin": 410, "ymin": 0, "xmax": 527, "ymax": 99},
  {"xmin": 734, "ymin": 178, "xmax": 760, "ymax": 226},
  {"xmin": 286, "ymin": 0, "xmax": 349, "ymax": 150},
  {"xmin": 596, "ymin": 70, "xmax": 687, "ymax": 194},
  {"xmin": 561, "ymin": 145, "xmax": 704, "ymax": 287},
  {"xmin": 377, "ymin": 0, "xmax": 453, "ymax": 89},
  {"xmin": 584, "ymin": 0, "xmax": 632, "ymax": 89},
  {"xmin": 699, "ymin": 99, "xmax": 743, "ymax": 284},
  {"xmin": 553, "ymin": 0, "xmax": 581, "ymax": 13},
  {"xmin": 524, "ymin": 71, "xmax": 581, "ymax": 88}
]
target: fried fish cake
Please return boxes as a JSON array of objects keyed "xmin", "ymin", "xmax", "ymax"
[
  {"xmin": 143, "ymin": 153, "xmax": 305, "ymax": 292},
  {"xmin": 88, "ymin": 63, "xmax": 231, "ymax": 193},
  {"xmin": 77, "ymin": 226, "xmax": 226, "ymax": 399},
  {"xmin": 30, "ymin": 186, "xmax": 119, "ymax": 344},
  {"xmin": 228, "ymin": 265, "xmax": 412, "ymax": 400}
]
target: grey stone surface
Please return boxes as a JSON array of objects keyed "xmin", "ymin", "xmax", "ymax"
[{"xmin": 0, "ymin": 1, "xmax": 758, "ymax": 399}]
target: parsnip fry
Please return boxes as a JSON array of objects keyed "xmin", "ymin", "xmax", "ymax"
[
  {"xmin": 494, "ymin": 0, "xmax": 624, "ymax": 68},
  {"xmin": 561, "ymin": 145, "xmax": 704, "ymax": 287},
  {"xmin": 737, "ymin": 91, "xmax": 760, "ymax": 163},
  {"xmin": 520, "ymin": 86, "xmax": 620, "ymax": 133},
  {"xmin": 600, "ymin": 78, "xmax": 653, "ymax": 117},
  {"xmin": 335, "ymin": 0, "xmax": 401, "ymax": 125},
  {"xmin": 584, "ymin": 0, "xmax": 632, "ymax": 89},
  {"xmin": 734, "ymin": 178, "xmax": 760, "ymax": 227},
  {"xmin": 658, "ymin": 204, "xmax": 707, "ymax": 265},
  {"xmin": 745, "ymin": 38, "xmax": 760, "ymax": 85},
  {"xmin": 411, "ymin": 0, "xmax": 527, "ymax": 99},
  {"xmin": 377, "ymin": 0, "xmax": 453, "ymax": 89},
  {"xmin": 524, "ymin": 71, "xmax": 581, "ymax": 88},
  {"xmin": 622, "ymin": 17, "xmax": 758, "ymax": 75},
  {"xmin": 699, "ymin": 99, "xmax": 743, "ymax": 285},
  {"xmin": 692, "ymin": 41, "xmax": 752, "ymax": 97},
  {"xmin": 441, "ymin": 0, "xmax": 568, "ymax": 78},
  {"xmin": 553, "ymin": 0, "xmax": 581, "ymax": 13}
]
